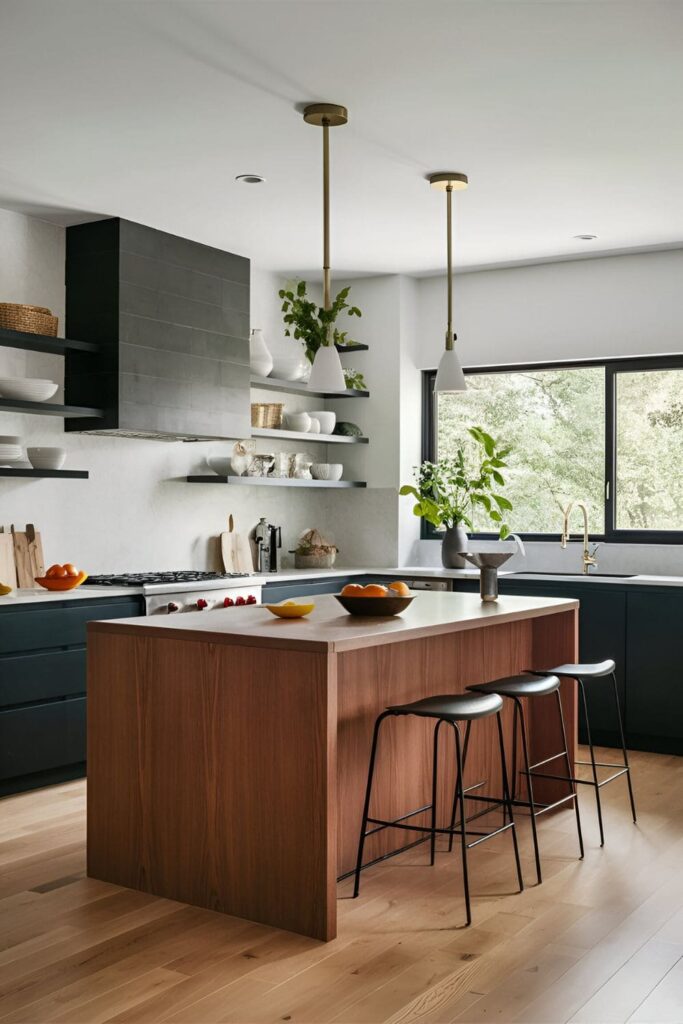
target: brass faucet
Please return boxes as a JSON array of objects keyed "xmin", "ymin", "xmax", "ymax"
[{"xmin": 560, "ymin": 501, "xmax": 598, "ymax": 575}]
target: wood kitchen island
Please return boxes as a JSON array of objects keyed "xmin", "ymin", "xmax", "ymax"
[{"xmin": 87, "ymin": 591, "xmax": 578, "ymax": 941}]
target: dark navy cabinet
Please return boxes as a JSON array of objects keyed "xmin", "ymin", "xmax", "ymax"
[
  {"xmin": 262, "ymin": 575, "xmax": 375, "ymax": 603},
  {"xmin": 0, "ymin": 596, "xmax": 142, "ymax": 794}
]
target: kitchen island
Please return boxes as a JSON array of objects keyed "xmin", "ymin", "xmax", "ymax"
[{"xmin": 87, "ymin": 591, "xmax": 578, "ymax": 940}]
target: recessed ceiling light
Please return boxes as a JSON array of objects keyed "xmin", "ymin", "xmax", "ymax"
[
  {"xmin": 574, "ymin": 234, "xmax": 597, "ymax": 241},
  {"xmin": 235, "ymin": 174, "xmax": 265, "ymax": 184}
]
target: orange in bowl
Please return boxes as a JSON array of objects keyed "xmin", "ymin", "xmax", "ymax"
[
  {"xmin": 388, "ymin": 581, "xmax": 411, "ymax": 597},
  {"xmin": 340, "ymin": 583, "xmax": 364, "ymax": 597},
  {"xmin": 36, "ymin": 568, "xmax": 88, "ymax": 591},
  {"xmin": 360, "ymin": 583, "xmax": 388, "ymax": 598}
]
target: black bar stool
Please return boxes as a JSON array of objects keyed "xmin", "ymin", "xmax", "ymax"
[
  {"xmin": 352, "ymin": 692, "xmax": 524, "ymax": 926},
  {"xmin": 527, "ymin": 660, "xmax": 637, "ymax": 847},
  {"xmin": 466, "ymin": 673, "xmax": 584, "ymax": 885}
]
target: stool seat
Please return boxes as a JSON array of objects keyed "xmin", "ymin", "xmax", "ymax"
[
  {"xmin": 537, "ymin": 660, "xmax": 615, "ymax": 679},
  {"xmin": 468, "ymin": 673, "xmax": 560, "ymax": 699},
  {"xmin": 388, "ymin": 692, "xmax": 503, "ymax": 721}
]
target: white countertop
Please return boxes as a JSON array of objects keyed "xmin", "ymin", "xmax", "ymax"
[
  {"xmin": 0, "ymin": 585, "xmax": 139, "ymax": 607},
  {"xmin": 90, "ymin": 591, "xmax": 579, "ymax": 653}
]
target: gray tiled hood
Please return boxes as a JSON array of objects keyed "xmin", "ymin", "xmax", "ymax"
[{"xmin": 65, "ymin": 217, "xmax": 251, "ymax": 440}]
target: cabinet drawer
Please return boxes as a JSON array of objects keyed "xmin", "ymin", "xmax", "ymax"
[
  {"xmin": 0, "ymin": 697, "xmax": 86, "ymax": 780},
  {"xmin": 0, "ymin": 649, "xmax": 86, "ymax": 708},
  {"xmin": 0, "ymin": 598, "xmax": 142, "ymax": 655}
]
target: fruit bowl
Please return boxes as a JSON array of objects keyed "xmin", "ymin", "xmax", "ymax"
[
  {"xmin": 265, "ymin": 601, "xmax": 315, "ymax": 619},
  {"xmin": 35, "ymin": 571, "xmax": 88, "ymax": 591},
  {"xmin": 334, "ymin": 594, "xmax": 414, "ymax": 617}
]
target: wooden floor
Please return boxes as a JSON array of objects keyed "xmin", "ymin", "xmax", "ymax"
[{"xmin": 0, "ymin": 748, "xmax": 681, "ymax": 1024}]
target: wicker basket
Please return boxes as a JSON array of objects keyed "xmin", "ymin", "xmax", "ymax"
[
  {"xmin": 251, "ymin": 402, "xmax": 284, "ymax": 429},
  {"xmin": 0, "ymin": 303, "xmax": 58, "ymax": 337}
]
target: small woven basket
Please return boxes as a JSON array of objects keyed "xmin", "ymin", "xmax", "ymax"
[
  {"xmin": 0, "ymin": 303, "xmax": 58, "ymax": 337},
  {"xmin": 251, "ymin": 402, "xmax": 284, "ymax": 429}
]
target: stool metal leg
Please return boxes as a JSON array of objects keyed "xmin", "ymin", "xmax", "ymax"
[
  {"xmin": 612, "ymin": 671, "xmax": 637, "ymax": 823},
  {"xmin": 513, "ymin": 696, "xmax": 543, "ymax": 886},
  {"xmin": 453, "ymin": 722, "xmax": 472, "ymax": 926},
  {"xmin": 430, "ymin": 719, "xmax": 445, "ymax": 866},
  {"xmin": 447, "ymin": 719, "xmax": 471, "ymax": 853},
  {"xmin": 577, "ymin": 677, "xmax": 605, "ymax": 846},
  {"xmin": 555, "ymin": 688, "xmax": 585, "ymax": 860},
  {"xmin": 496, "ymin": 711, "xmax": 524, "ymax": 894},
  {"xmin": 353, "ymin": 711, "xmax": 392, "ymax": 898}
]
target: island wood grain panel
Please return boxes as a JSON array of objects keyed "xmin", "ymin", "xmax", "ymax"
[
  {"xmin": 87, "ymin": 606, "xmax": 578, "ymax": 941},
  {"xmin": 87, "ymin": 633, "xmax": 337, "ymax": 941}
]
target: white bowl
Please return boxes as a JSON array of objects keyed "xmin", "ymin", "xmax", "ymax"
[
  {"xmin": 0, "ymin": 445, "xmax": 22, "ymax": 464},
  {"xmin": 207, "ymin": 456, "xmax": 231, "ymax": 476},
  {"xmin": 0, "ymin": 378, "xmax": 58, "ymax": 402},
  {"xmin": 284, "ymin": 411, "xmax": 311, "ymax": 433},
  {"xmin": 309, "ymin": 411, "xmax": 336, "ymax": 435},
  {"xmin": 27, "ymin": 447, "xmax": 66, "ymax": 470},
  {"xmin": 269, "ymin": 350, "xmax": 307, "ymax": 382},
  {"xmin": 311, "ymin": 462, "xmax": 343, "ymax": 481},
  {"xmin": 308, "ymin": 417, "xmax": 321, "ymax": 434}
]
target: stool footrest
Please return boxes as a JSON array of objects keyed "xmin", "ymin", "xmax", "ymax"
[{"xmin": 523, "ymin": 767, "xmax": 629, "ymax": 789}]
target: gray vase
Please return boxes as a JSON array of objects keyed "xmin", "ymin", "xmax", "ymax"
[{"xmin": 441, "ymin": 525, "xmax": 469, "ymax": 568}]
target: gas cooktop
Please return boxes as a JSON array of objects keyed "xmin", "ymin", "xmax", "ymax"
[{"xmin": 83, "ymin": 571, "xmax": 252, "ymax": 587}]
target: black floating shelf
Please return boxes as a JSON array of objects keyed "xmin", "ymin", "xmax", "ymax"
[
  {"xmin": 335, "ymin": 342, "xmax": 368, "ymax": 352},
  {"xmin": 0, "ymin": 398, "xmax": 103, "ymax": 418},
  {"xmin": 0, "ymin": 468, "xmax": 89, "ymax": 479},
  {"xmin": 250, "ymin": 375, "xmax": 369, "ymax": 399},
  {"xmin": 0, "ymin": 326, "xmax": 99, "ymax": 356},
  {"xmin": 187, "ymin": 475, "xmax": 366, "ymax": 488}
]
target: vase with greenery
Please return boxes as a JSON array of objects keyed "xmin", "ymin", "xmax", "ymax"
[
  {"xmin": 279, "ymin": 280, "xmax": 362, "ymax": 363},
  {"xmin": 400, "ymin": 426, "xmax": 513, "ymax": 568}
]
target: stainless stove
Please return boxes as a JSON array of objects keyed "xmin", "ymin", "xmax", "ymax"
[{"xmin": 83, "ymin": 571, "xmax": 263, "ymax": 614}]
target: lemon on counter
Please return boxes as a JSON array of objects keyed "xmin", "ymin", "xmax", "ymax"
[
  {"xmin": 265, "ymin": 600, "xmax": 315, "ymax": 619},
  {"xmin": 0, "ymin": 582, "xmax": 13, "ymax": 596}
]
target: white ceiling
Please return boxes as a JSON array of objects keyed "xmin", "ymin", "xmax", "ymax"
[{"xmin": 1, "ymin": 1, "xmax": 682, "ymax": 276}]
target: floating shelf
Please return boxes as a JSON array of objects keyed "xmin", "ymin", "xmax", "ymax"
[
  {"xmin": 0, "ymin": 326, "xmax": 99, "ymax": 356},
  {"xmin": 0, "ymin": 398, "xmax": 103, "ymax": 418},
  {"xmin": 250, "ymin": 375, "xmax": 369, "ymax": 399},
  {"xmin": 251, "ymin": 427, "xmax": 368, "ymax": 445},
  {"xmin": 187, "ymin": 475, "xmax": 367, "ymax": 488},
  {"xmin": 335, "ymin": 342, "xmax": 368, "ymax": 352},
  {"xmin": 0, "ymin": 468, "xmax": 89, "ymax": 479}
]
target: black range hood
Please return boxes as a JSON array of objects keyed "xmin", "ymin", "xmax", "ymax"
[{"xmin": 65, "ymin": 218, "xmax": 251, "ymax": 440}]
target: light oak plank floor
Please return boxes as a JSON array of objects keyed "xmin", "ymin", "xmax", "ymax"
[{"xmin": 0, "ymin": 748, "xmax": 681, "ymax": 1024}]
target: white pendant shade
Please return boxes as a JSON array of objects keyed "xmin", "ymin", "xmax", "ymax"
[
  {"xmin": 307, "ymin": 344, "xmax": 347, "ymax": 392},
  {"xmin": 434, "ymin": 347, "xmax": 466, "ymax": 393}
]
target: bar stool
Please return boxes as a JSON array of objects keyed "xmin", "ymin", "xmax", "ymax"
[
  {"xmin": 352, "ymin": 692, "xmax": 524, "ymax": 926},
  {"xmin": 466, "ymin": 674, "xmax": 584, "ymax": 885},
  {"xmin": 527, "ymin": 660, "xmax": 637, "ymax": 847}
]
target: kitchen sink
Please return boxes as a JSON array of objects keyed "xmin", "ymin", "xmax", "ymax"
[{"xmin": 512, "ymin": 571, "xmax": 636, "ymax": 578}]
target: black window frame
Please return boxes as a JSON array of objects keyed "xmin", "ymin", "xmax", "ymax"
[{"xmin": 421, "ymin": 353, "xmax": 683, "ymax": 544}]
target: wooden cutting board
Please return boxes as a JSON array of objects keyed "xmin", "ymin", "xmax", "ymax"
[
  {"xmin": 0, "ymin": 530, "xmax": 18, "ymax": 589},
  {"xmin": 221, "ymin": 515, "xmax": 254, "ymax": 574},
  {"xmin": 12, "ymin": 523, "xmax": 45, "ymax": 588}
]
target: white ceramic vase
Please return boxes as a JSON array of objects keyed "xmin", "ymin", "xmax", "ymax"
[{"xmin": 249, "ymin": 329, "xmax": 273, "ymax": 377}]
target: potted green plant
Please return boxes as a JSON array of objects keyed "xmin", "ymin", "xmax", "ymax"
[
  {"xmin": 400, "ymin": 427, "xmax": 513, "ymax": 568},
  {"xmin": 279, "ymin": 280, "xmax": 362, "ymax": 363}
]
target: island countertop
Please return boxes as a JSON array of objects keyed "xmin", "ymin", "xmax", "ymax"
[{"xmin": 89, "ymin": 590, "xmax": 579, "ymax": 652}]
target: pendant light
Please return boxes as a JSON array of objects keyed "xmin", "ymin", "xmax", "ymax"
[
  {"xmin": 304, "ymin": 103, "xmax": 348, "ymax": 393},
  {"xmin": 428, "ymin": 171, "xmax": 468, "ymax": 392}
]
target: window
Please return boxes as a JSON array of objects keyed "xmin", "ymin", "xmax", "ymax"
[{"xmin": 423, "ymin": 356, "xmax": 683, "ymax": 542}]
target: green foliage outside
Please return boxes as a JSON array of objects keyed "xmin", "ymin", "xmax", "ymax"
[
  {"xmin": 437, "ymin": 367, "xmax": 605, "ymax": 534},
  {"xmin": 400, "ymin": 426, "xmax": 512, "ymax": 538}
]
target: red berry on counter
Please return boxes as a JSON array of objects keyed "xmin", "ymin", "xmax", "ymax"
[
  {"xmin": 196, "ymin": 598, "xmax": 208, "ymax": 610},
  {"xmin": 235, "ymin": 596, "xmax": 246, "ymax": 606},
  {"xmin": 246, "ymin": 594, "xmax": 257, "ymax": 604},
  {"xmin": 223, "ymin": 597, "xmax": 234, "ymax": 607}
]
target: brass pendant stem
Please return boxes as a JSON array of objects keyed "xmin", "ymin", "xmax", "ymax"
[
  {"xmin": 323, "ymin": 119, "xmax": 331, "ymax": 311},
  {"xmin": 446, "ymin": 184, "xmax": 453, "ymax": 350}
]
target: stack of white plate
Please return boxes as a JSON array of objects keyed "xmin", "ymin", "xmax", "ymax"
[
  {"xmin": 0, "ymin": 434, "xmax": 22, "ymax": 466},
  {"xmin": 0, "ymin": 378, "xmax": 59, "ymax": 402}
]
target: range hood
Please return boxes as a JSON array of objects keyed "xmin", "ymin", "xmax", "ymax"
[{"xmin": 65, "ymin": 218, "xmax": 251, "ymax": 440}]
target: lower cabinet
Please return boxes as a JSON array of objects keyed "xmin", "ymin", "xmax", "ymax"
[
  {"xmin": 0, "ymin": 596, "xmax": 143, "ymax": 795},
  {"xmin": 626, "ymin": 591, "xmax": 683, "ymax": 755},
  {"xmin": 262, "ymin": 575, "xmax": 374, "ymax": 603}
]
